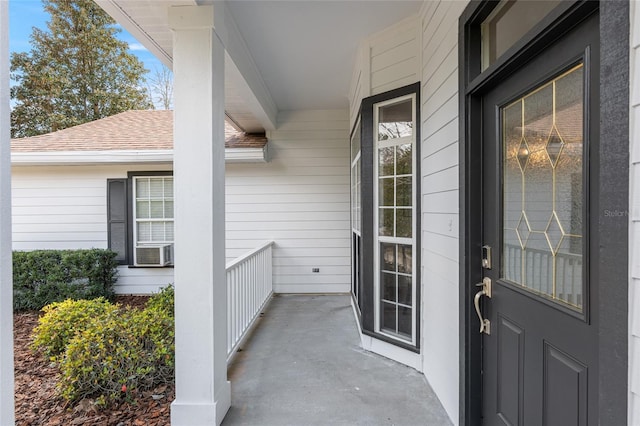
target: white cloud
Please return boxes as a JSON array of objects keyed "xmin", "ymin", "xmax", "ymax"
[{"xmin": 129, "ymin": 43, "xmax": 148, "ymax": 52}]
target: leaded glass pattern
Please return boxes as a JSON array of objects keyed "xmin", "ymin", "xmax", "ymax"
[{"xmin": 502, "ymin": 64, "xmax": 584, "ymax": 310}]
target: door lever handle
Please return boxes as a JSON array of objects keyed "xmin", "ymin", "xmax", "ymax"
[{"xmin": 474, "ymin": 277, "xmax": 492, "ymax": 335}]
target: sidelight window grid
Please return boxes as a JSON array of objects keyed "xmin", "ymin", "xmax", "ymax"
[
  {"xmin": 373, "ymin": 94, "xmax": 417, "ymax": 345},
  {"xmin": 351, "ymin": 118, "xmax": 362, "ymax": 311}
]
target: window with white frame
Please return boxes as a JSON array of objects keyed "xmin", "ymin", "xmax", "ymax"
[
  {"xmin": 133, "ymin": 176, "xmax": 174, "ymax": 265},
  {"xmin": 351, "ymin": 118, "xmax": 362, "ymax": 313},
  {"xmin": 374, "ymin": 94, "xmax": 417, "ymax": 345},
  {"xmin": 107, "ymin": 172, "xmax": 174, "ymax": 267},
  {"xmin": 349, "ymin": 82, "xmax": 419, "ymax": 350}
]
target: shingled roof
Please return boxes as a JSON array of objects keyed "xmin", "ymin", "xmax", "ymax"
[{"xmin": 10, "ymin": 110, "xmax": 267, "ymax": 152}]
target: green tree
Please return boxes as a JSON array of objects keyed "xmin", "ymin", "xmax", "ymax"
[{"xmin": 10, "ymin": 0, "xmax": 153, "ymax": 138}]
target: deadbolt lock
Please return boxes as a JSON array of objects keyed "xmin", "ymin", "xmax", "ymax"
[{"xmin": 481, "ymin": 245, "xmax": 492, "ymax": 269}]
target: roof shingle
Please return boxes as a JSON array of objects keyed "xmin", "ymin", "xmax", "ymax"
[{"xmin": 11, "ymin": 110, "xmax": 267, "ymax": 152}]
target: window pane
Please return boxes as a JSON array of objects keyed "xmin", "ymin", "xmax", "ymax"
[
  {"xmin": 151, "ymin": 222, "xmax": 165, "ymax": 241},
  {"xmin": 165, "ymin": 222, "xmax": 174, "ymax": 241},
  {"xmin": 396, "ymin": 177, "xmax": 412, "ymax": 207},
  {"xmin": 397, "ymin": 244, "xmax": 412, "ymax": 274},
  {"xmin": 165, "ymin": 201, "xmax": 174, "ymax": 219},
  {"xmin": 150, "ymin": 201, "xmax": 164, "ymax": 218},
  {"xmin": 351, "ymin": 123, "xmax": 361, "ymax": 162},
  {"xmin": 149, "ymin": 179, "xmax": 164, "ymax": 198},
  {"xmin": 396, "ymin": 208, "xmax": 412, "ymax": 238},
  {"xmin": 381, "ymin": 301, "xmax": 397, "ymax": 333},
  {"xmin": 379, "ymin": 208, "xmax": 394, "ymax": 237},
  {"xmin": 382, "ymin": 272, "xmax": 396, "ymax": 302},
  {"xmin": 396, "ymin": 144, "xmax": 412, "ymax": 175},
  {"xmin": 379, "ymin": 177, "xmax": 395, "ymax": 207},
  {"xmin": 398, "ymin": 275, "xmax": 412, "ymax": 305},
  {"xmin": 379, "ymin": 147, "xmax": 395, "ymax": 176},
  {"xmin": 380, "ymin": 242, "xmax": 396, "ymax": 272},
  {"xmin": 137, "ymin": 222, "xmax": 151, "ymax": 242},
  {"xmin": 136, "ymin": 201, "xmax": 150, "ymax": 219},
  {"xmin": 378, "ymin": 99, "xmax": 413, "ymax": 140},
  {"xmin": 164, "ymin": 178, "xmax": 174, "ymax": 198},
  {"xmin": 136, "ymin": 178, "xmax": 149, "ymax": 198},
  {"xmin": 481, "ymin": 0, "xmax": 561, "ymax": 70},
  {"xmin": 398, "ymin": 306, "xmax": 412, "ymax": 337}
]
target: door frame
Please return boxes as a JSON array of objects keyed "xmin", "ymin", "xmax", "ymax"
[{"xmin": 458, "ymin": 1, "xmax": 629, "ymax": 425}]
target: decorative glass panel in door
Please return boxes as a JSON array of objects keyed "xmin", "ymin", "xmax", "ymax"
[{"xmin": 502, "ymin": 64, "xmax": 584, "ymax": 310}]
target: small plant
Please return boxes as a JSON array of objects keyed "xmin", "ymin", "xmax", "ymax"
[{"xmin": 31, "ymin": 298, "xmax": 119, "ymax": 360}]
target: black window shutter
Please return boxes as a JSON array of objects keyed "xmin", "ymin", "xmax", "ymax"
[{"xmin": 107, "ymin": 179, "xmax": 129, "ymax": 264}]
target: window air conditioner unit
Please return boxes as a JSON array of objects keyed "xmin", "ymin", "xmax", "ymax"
[{"xmin": 135, "ymin": 244, "xmax": 173, "ymax": 266}]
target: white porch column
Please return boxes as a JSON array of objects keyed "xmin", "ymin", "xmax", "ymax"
[
  {"xmin": 169, "ymin": 5, "xmax": 230, "ymax": 425},
  {"xmin": 0, "ymin": 2, "xmax": 15, "ymax": 425}
]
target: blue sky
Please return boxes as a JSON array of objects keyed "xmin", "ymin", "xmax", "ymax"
[{"xmin": 8, "ymin": 0, "xmax": 168, "ymax": 84}]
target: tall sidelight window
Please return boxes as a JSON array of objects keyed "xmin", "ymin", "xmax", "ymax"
[
  {"xmin": 353, "ymin": 82, "xmax": 420, "ymax": 350},
  {"xmin": 351, "ymin": 119, "xmax": 362, "ymax": 313},
  {"xmin": 374, "ymin": 95, "xmax": 417, "ymax": 344}
]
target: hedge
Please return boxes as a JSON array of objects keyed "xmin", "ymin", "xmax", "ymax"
[{"xmin": 13, "ymin": 249, "xmax": 118, "ymax": 311}]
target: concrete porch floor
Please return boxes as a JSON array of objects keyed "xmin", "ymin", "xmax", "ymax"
[{"xmin": 223, "ymin": 294, "xmax": 452, "ymax": 426}]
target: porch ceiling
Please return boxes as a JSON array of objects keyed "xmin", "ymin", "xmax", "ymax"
[{"xmin": 98, "ymin": 0, "xmax": 422, "ymax": 132}]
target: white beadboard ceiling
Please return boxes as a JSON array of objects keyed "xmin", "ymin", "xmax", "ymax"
[{"xmin": 99, "ymin": 0, "xmax": 422, "ymax": 131}]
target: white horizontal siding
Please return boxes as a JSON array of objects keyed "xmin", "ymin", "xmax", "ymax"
[
  {"xmin": 420, "ymin": 1, "xmax": 468, "ymax": 424},
  {"xmin": 370, "ymin": 16, "xmax": 420, "ymax": 96},
  {"xmin": 348, "ymin": 15, "xmax": 421, "ymax": 127},
  {"xmin": 11, "ymin": 164, "xmax": 173, "ymax": 294},
  {"xmin": 116, "ymin": 266, "xmax": 174, "ymax": 295},
  {"xmin": 225, "ymin": 109, "xmax": 350, "ymax": 294},
  {"xmin": 630, "ymin": 2, "xmax": 640, "ymax": 423},
  {"xmin": 349, "ymin": 48, "xmax": 365, "ymax": 130}
]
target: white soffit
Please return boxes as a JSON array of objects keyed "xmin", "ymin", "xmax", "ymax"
[
  {"xmin": 98, "ymin": 1, "xmax": 422, "ymax": 126},
  {"xmin": 225, "ymin": 1, "xmax": 422, "ymax": 110}
]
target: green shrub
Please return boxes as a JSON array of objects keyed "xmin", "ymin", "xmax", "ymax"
[
  {"xmin": 13, "ymin": 249, "xmax": 118, "ymax": 311},
  {"xmin": 31, "ymin": 298, "xmax": 119, "ymax": 360},
  {"xmin": 145, "ymin": 285, "xmax": 174, "ymax": 315},
  {"xmin": 52, "ymin": 288, "xmax": 175, "ymax": 405}
]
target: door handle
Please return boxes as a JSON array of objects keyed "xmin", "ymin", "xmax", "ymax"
[{"xmin": 474, "ymin": 277, "xmax": 492, "ymax": 335}]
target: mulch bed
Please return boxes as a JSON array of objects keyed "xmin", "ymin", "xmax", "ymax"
[{"xmin": 14, "ymin": 296, "xmax": 173, "ymax": 426}]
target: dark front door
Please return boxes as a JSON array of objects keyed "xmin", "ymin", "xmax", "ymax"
[{"xmin": 478, "ymin": 12, "xmax": 598, "ymax": 425}]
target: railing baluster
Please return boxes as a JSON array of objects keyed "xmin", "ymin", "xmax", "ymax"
[{"xmin": 225, "ymin": 241, "xmax": 274, "ymax": 363}]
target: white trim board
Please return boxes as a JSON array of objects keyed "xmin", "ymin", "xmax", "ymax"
[{"xmin": 11, "ymin": 147, "xmax": 268, "ymax": 165}]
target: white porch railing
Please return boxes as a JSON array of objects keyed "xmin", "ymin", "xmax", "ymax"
[{"xmin": 226, "ymin": 241, "xmax": 274, "ymax": 362}]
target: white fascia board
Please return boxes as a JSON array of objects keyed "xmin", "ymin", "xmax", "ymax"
[
  {"xmin": 11, "ymin": 150, "xmax": 174, "ymax": 166},
  {"xmin": 224, "ymin": 146, "xmax": 268, "ymax": 163},
  {"xmin": 11, "ymin": 148, "xmax": 268, "ymax": 165}
]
